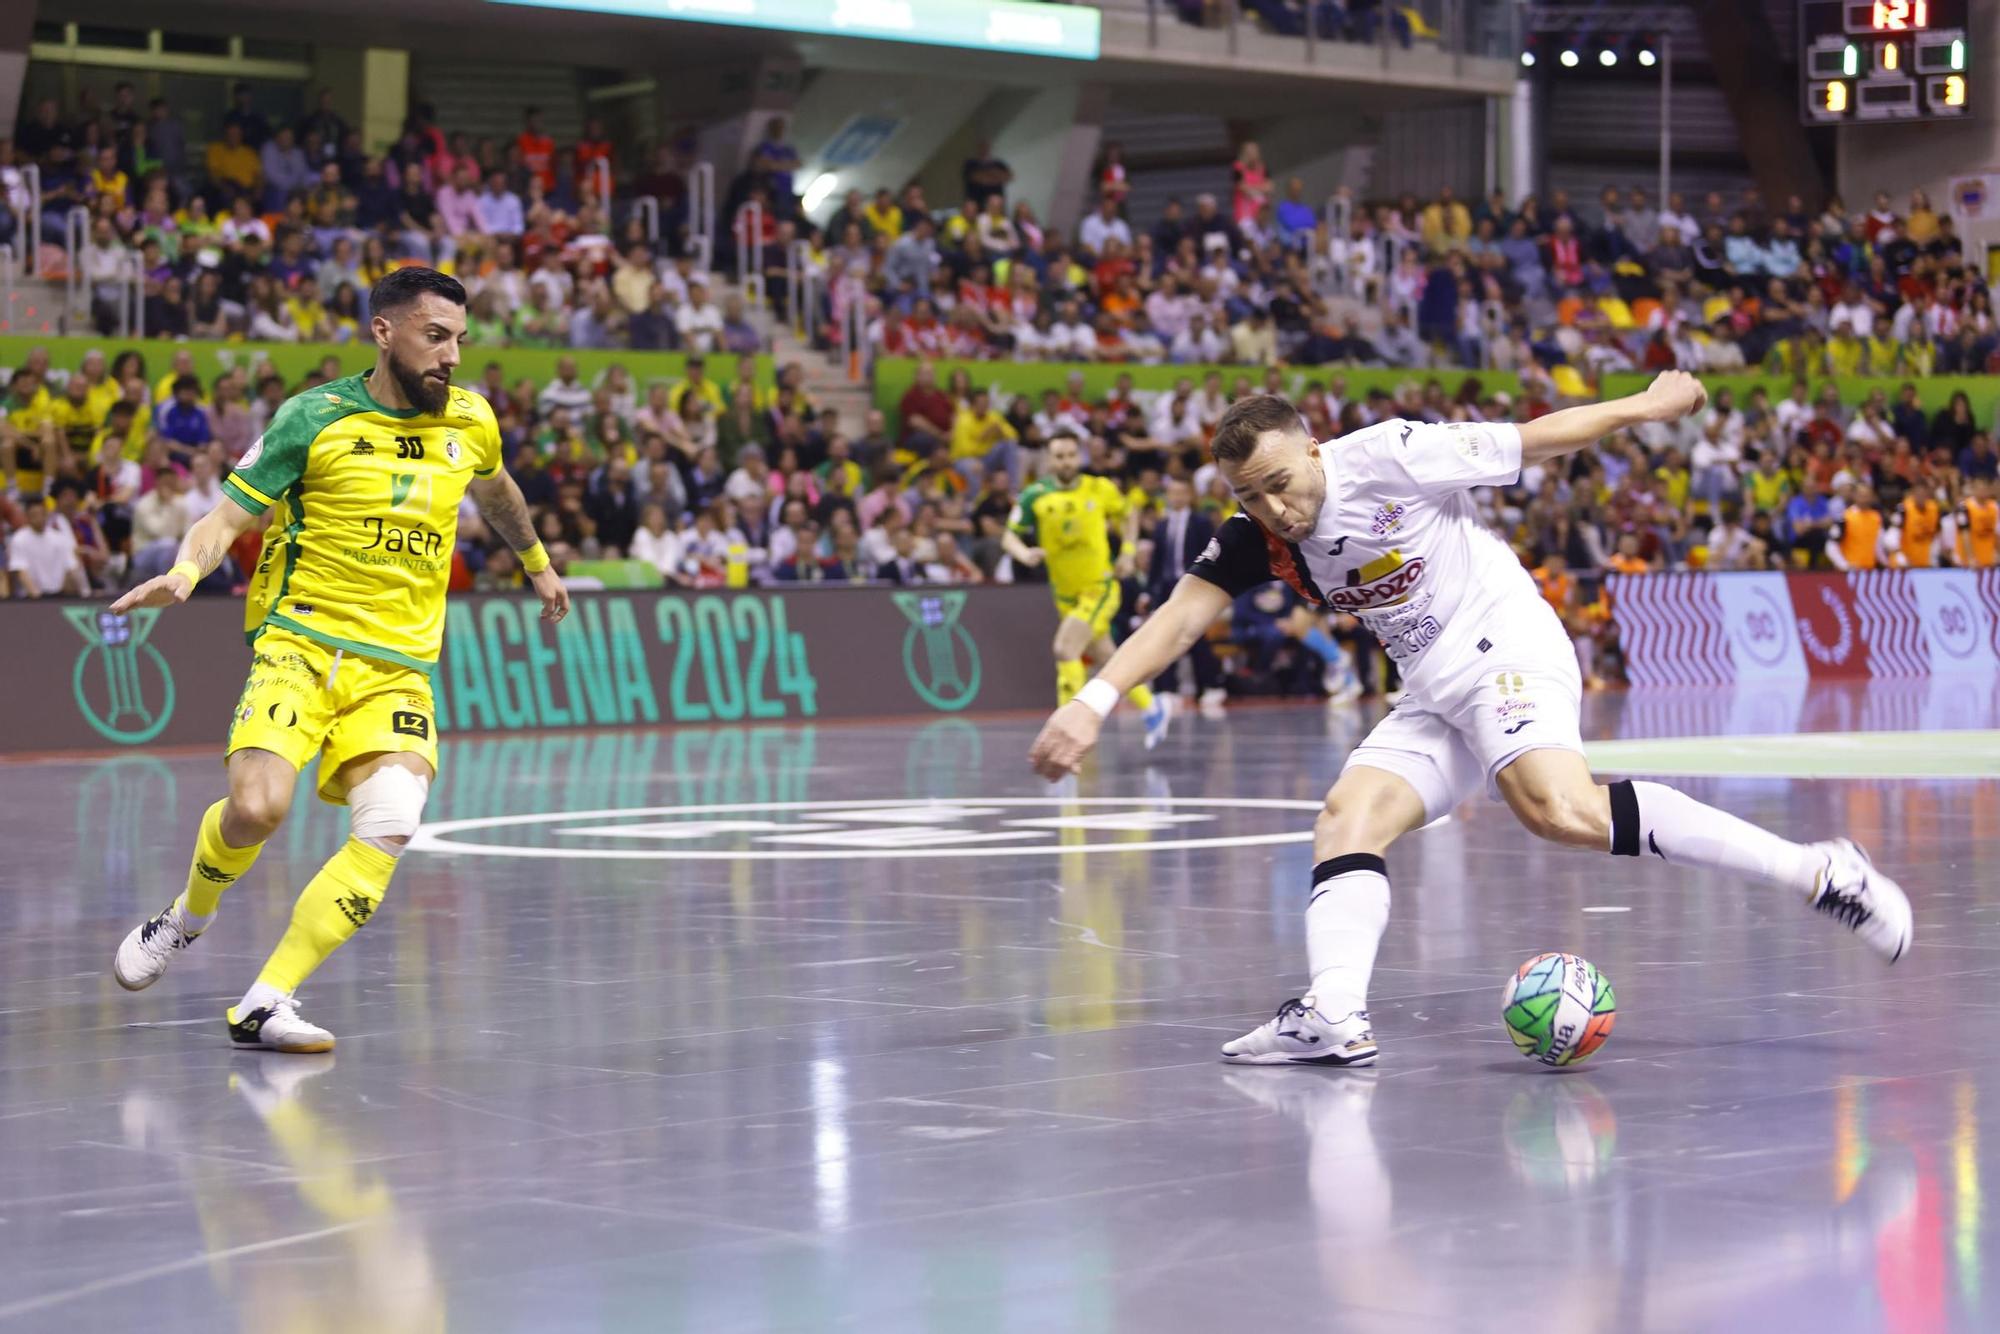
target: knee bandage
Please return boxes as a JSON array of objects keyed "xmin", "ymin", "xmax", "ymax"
[{"xmin": 348, "ymin": 766, "xmax": 430, "ymax": 855}]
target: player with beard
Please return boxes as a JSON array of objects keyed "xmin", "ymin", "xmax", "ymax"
[
  {"xmin": 1030, "ymin": 372, "xmax": 1912, "ymax": 1067},
  {"xmin": 108, "ymin": 267, "xmax": 569, "ymax": 1052}
]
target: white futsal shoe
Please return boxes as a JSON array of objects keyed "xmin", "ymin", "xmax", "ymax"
[
  {"xmin": 1808, "ymin": 838, "xmax": 1913, "ymax": 964},
  {"xmin": 227, "ymin": 996, "xmax": 336, "ymax": 1054},
  {"xmin": 1221, "ymin": 997, "xmax": 1378, "ymax": 1066},
  {"xmin": 113, "ymin": 900, "xmax": 204, "ymax": 991}
]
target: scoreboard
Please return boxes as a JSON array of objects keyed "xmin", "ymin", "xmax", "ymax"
[{"xmin": 1800, "ymin": 0, "xmax": 1970, "ymax": 123}]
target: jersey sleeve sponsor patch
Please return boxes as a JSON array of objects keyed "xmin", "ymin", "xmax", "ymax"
[{"xmin": 1186, "ymin": 514, "xmax": 1276, "ymax": 596}]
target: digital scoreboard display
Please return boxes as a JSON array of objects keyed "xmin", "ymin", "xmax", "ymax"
[{"xmin": 1800, "ymin": 0, "xmax": 1970, "ymax": 123}]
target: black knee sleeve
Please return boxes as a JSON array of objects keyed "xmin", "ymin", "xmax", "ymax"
[{"xmin": 1608, "ymin": 779, "xmax": 1640, "ymax": 857}]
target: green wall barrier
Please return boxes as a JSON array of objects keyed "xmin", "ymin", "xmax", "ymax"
[
  {"xmin": 873, "ymin": 357, "xmax": 1525, "ymax": 432},
  {"xmin": 874, "ymin": 356, "xmax": 2000, "ymax": 436},
  {"xmin": 1600, "ymin": 372, "xmax": 2000, "ymax": 422},
  {"xmin": 0, "ymin": 333, "xmax": 771, "ymax": 391}
]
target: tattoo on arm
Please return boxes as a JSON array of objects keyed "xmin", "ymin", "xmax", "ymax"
[
  {"xmin": 175, "ymin": 526, "xmax": 228, "ymax": 580},
  {"xmin": 474, "ymin": 475, "xmax": 539, "ymax": 552}
]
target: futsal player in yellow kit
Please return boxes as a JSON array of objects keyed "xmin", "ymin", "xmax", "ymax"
[
  {"xmin": 108, "ymin": 268, "xmax": 569, "ymax": 1052},
  {"xmin": 1003, "ymin": 430, "xmax": 1171, "ymax": 748}
]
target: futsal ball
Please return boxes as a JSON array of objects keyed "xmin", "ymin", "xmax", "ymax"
[{"xmin": 1502, "ymin": 952, "xmax": 1616, "ymax": 1067}]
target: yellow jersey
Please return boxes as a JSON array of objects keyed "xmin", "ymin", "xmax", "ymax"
[
  {"xmin": 6, "ymin": 385, "xmax": 53, "ymax": 494},
  {"xmin": 1009, "ymin": 473, "xmax": 1128, "ymax": 599},
  {"xmin": 668, "ymin": 378, "xmax": 726, "ymax": 415},
  {"xmin": 49, "ymin": 395, "xmax": 102, "ymax": 459},
  {"xmin": 75, "ymin": 376, "xmax": 122, "ymax": 424},
  {"xmin": 951, "ymin": 407, "xmax": 1017, "ymax": 462},
  {"xmin": 153, "ymin": 370, "xmax": 207, "ymax": 404},
  {"xmin": 223, "ymin": 373, "xmax": 503, "ymax": 672}
]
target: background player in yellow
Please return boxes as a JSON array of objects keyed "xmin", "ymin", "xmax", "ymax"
[
  {"xmin": 107, "ymin": 268, "xmax": 570, "ymax": 1054},
  {"xmin": 1003, "ymin": 430, "xmax": 1170, "ymax": 749}
]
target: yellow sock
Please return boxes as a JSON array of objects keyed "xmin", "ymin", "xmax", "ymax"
[
  {"xmin": 1125, "ymin": 683, "xmax": 1155, "ymax": 712},
  {"xmin": 1056, "ymin": 659, "xmax": 1087, "ymax": 704},
  {"xmin": 182, "ymin": 798, "xmax": 265, "ymax": 919},
  {"xmin": 254, "ymin": 839, "xmax": 398, "ymax": 995}
]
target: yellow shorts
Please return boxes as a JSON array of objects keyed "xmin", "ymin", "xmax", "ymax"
[
  {"xmin": 1054, "ymin": 579, "xmax": 1121, "ymax": 640},
  {"xmin": 227, "ymin": 628, "xmax": 439, "ymax": 804}
]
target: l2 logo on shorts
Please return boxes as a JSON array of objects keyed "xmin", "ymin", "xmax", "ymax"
[
  {"xmin": 392, "ymin": 710, "xmax": 431, "ymax": 740},
  {"xmin": 892, "ymin": 591, "xmax": 981, "ymax": 712},
  {"xmin": 412, "ymin": 797, "xmax": 1328, "ymax": 862},
  {"xmin": 64, "ymin": 608, "xmax": 176, "ymax": 745}
]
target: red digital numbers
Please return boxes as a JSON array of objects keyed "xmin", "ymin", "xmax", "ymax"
[{"xmin": 1873, "ymin": 0, "xmax": 1930, "ymax": 30}]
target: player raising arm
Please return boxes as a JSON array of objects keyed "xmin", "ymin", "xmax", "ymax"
[{"xmin": 1031, "ymin": 370, "xmax": 1911, "ymax": 1068}]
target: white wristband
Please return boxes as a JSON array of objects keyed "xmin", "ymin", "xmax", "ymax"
[{"xmin": 1075, "ymin": 678, "xmax": 1120, "ymax": 719}]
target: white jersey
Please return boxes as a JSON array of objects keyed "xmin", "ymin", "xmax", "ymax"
[{"xmin": 1188, "ymin": 418, "xmax": 1566, "ymax": 700}]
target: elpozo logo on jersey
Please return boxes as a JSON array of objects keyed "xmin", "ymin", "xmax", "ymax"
[{"xmin": 1328, "ymin": 550, "xmax": 1425, "ymax": 611}]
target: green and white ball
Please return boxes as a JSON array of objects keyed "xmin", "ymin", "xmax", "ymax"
[{"xmin": 1502, "ymin": 952, "xmax": 1616, "ymax": 1066}]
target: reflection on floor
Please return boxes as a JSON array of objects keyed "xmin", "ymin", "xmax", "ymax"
[{"xmin": 1, "ymin": 683, "xmax": 1995, "ymax": 1332}]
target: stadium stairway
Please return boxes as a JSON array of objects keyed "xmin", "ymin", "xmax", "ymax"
[{"xmin": 767, "ymin": 315, "xmax": 873, "ymax": 431}]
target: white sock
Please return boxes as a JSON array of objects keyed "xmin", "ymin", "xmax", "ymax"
[
  {"xmin": 236, "ymin": 981, "xmax": 288, "ymax": 1017},
  {"xmin": 171, "ymin": 892, "xmax": 214, "ymax": 934},
  {"xmin": 1609, "ymin": 780, "xmax": 1823, "ymax": 894},
  {"xmin": 1306, "ymin": 855, "xmax": 1391, "ymax": 1016}
]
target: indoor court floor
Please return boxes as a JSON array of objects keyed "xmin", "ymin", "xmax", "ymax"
[{"xmin": 2, "ymin": 682, "xmax": 1998, "ymax": 1332}]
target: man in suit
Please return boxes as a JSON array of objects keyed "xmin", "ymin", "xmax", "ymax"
[
  {"xmin": 878, "ymin": 527, "xmax": 926, "ymax": 585},
  {"xmin": 1147, "ymin": 477, "xmax": 1227, "ymax": 708}
]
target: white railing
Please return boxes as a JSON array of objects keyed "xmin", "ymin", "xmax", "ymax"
[
  {"xmin": 1326, "ymin": 192, "xmax": 1353, "ymax": 238},
  {"xmin": 589, "ymin": 158, "xmax": 612, "ymax": 210},
  {"xmin": 785, "ymin": 238, "xmax": 806, "ymax": 335},
  {"xmin": 688, "ymin": 162, "xmax": 715, "ymax": 269},
  {"xmin": 838, "ymin": 290, "xmax": 866, "ymax": 383},
  {"xmin": 634, "ymin": 194, "xmax": 659, "ymax": 245},
  {"xmin": 126, "ymin": 250, "xmax": 144, "ymax": 339},
  {"xmin": 1479, "ymin": 298, "xmax": 1506, "ymax": 369},
  {"xmin": 736, "ymin": 201, "xmax": 766, "ymax": 306},
  {"xmin": 0, "ymin": 246, "xmax": 12, "ymax": 330},
  {"xmin": 21, "ymin": 165, "xmax": 39, "ymax": 275},
  {"xmin": 63, "ymin": 207, "xmax": 88, "ymax": 331}
]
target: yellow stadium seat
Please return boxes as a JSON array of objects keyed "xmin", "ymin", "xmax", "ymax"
[
  {"xmin": 1599, "ymin": 296, "xmax": 1635, "ymax": 329},
  {"xmin": 1551, "ymin": 365, "xmax": 1590, "ymax": 398}
]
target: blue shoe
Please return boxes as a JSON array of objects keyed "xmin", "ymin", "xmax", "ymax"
[{"xmin": 1142, "ymin": 696, "xmax": 1172, "ymax": 750}]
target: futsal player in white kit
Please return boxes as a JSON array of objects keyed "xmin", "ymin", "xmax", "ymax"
[{"xmin": 1028, "ymin": 372, "xmax": 1913, "ymax": 1066}]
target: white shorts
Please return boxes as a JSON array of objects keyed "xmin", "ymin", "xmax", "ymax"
[{"xmin": 1342, "ymin": 651, "xmax": 1585, "ymax": 823}]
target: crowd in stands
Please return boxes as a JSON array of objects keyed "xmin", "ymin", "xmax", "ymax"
[
  {"xmin": 812, "ymin": 135, "xmax": 1993, "ymax": 386},
  {"xmin": 1, "ymin": 84, "xmax": 750, "ymax": 353},
  {"xmin": 5, "ymin": 78, "xmax": 2000, "ymax": 693},
  {"xmin": 5, "ymin": 333, "xmax": 1995, "ymax": 693}
]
